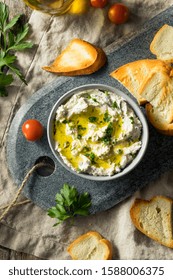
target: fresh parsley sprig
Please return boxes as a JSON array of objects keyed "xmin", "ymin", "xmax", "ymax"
[
  {"xmin": 0, "ymin": 2, "xmax": 33, "ymax": 96},
  {"xmin": 48, "ymin": 184, "xmax": 92, "ymax": 226}
]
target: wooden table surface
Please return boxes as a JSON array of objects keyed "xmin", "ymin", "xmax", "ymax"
[{"xmin": 0, "ymin": 0, "xmax": 39, "ymax": 260}]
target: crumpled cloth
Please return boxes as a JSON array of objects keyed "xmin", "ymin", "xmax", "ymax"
[{"xmin": 0, "ymin": 0, "xmax": 173, "ymax": 259}]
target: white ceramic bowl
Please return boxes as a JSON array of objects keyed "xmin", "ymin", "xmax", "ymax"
[{"xmin": 47, "ymin": 84, "xmax": 149, "ymax": 181}]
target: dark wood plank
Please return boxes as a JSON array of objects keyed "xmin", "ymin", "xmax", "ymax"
[
  {"xmin": 0, "ymin": 245, "xmax": 10, "ymax": 260},
  {"xmin": 10, "ymin": 250, "xmax": 40, "ymax": 260},
  {"xmin": 0, "ymin": 245, "xmax": 41, "ymax": 260},
  {"xmin": 0, "ymin": 244, "xmax": 41, "ymax": 260}
]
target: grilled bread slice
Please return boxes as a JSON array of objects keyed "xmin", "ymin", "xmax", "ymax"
[
  {"xmin": 42, "ymin": 38, "xmax": 106, "ymax": 76},
  {"xmin": 67, "ymin": 231, "xmax": 112, "ymax": 260},
  {"xmin": 139, "ymin": 68, "xmax": 173, "ymax": 124},
  {"xmin": 130, "ymin": 196, "xmax": 173, "ymax": 248},
  {"xmin": 110, "ymin": 59, "xmax": 171, "ymax": 105},
  {"xmin": 145, "ymin": 103, "xmax": 173, "ymax": 135},
  {"xmin": 150, "ymin": 24, "xmax": 173, "ymax": 62}
]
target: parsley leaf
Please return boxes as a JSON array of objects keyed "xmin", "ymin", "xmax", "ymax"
[
  {"xmin": 101, "ymin": 122, "xmax": 113, "ymax": 144},
  {"xmin": 0, "ymin": 73, "xmax": 13, "ymax": 96},
  {"xmin": 0, "ymin": 72, "xmax": 13, "ymax": 85},
  {"xmin": 0, "ymin": 54, "xmax": 16, "ymax": 68},
  {"xmin": 130, "ymin": 116, "xmax": 134, "ymax": 124},
  {"xmin": 0, "ymin": 2, "xmax": 33, "ymax": 97},
  {"xmin": 48, "ymin": 184, "xmax": 91, "ymax": 226},
  {"xmin": 85, "ymin": 152, "xmax": 96, "ymax": 164},
  {"xmin": 103, "ymin": 112, "xmax": 111, "ymax": 122},
  {"xmin": 112, "ymin": 101, "xmax": 118, "ymax": 109},
  {"xmin": 88, "ymin": 116, "xmax": 98, "ymax": 123},
  {"xmin": 4, "ymin": 15, "xmax": 21, "ymax": 32},
  {"xmin": 77, "ymin": 124, "xmax": 86, "ymax": 131}
]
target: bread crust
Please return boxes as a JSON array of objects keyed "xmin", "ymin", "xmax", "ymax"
[
  {"xmin": 67, "ymin": 231, "xmax": 112, "ymax": 260},
  {"xmin": 150, "ymin": 24, "xmax": 173, "ymax": 63},
  {"xmin": 42, "ymin": 38, "xmax": 106, "ymax": 76},
  {"xmin": 99, "ymin": 239, "xmax": 113, "ymax": 260},
  {"xmin": 145, "ymin": 103, "xmax": 173, "ymax": 135},
  {"xmin": 138, "ymin": 65, "xmax": 173, "ymax": 124},
  {"xmin": 110, "ymin": 59, "xmax": 171, "ymax": 105},
  {"xmin": 130, "ymin": 196, "xmax": 173, "ymax": 248},
  {"xmin": 60, "ymin": 47, "xmax": 106, "ymax": 76}
]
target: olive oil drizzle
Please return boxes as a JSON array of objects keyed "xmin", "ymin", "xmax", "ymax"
[{"xmin": 54, "ymin": 105, "xmax": 136, "ymax": 172}]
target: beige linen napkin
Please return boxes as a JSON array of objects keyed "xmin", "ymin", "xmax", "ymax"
[{"xmin": 1, "ymin": 0, "xmax": 173, "ymax": 259}]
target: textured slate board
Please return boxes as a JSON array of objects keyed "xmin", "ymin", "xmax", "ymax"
[{"xmin": 7, "ymin": 6, "xmax": 173, "ymax": 214}]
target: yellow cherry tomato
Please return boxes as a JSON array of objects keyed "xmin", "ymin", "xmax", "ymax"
[{"xmin": 68, "ymin": 0, "xmax": 89, "ymax": 15}]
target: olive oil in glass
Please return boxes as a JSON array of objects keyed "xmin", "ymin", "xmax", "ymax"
[{"xmin": 23, "ymin": 0, "xmax": 75, "ymax": 15}]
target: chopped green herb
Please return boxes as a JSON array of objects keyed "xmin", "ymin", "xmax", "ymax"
[
  {"xmin": 62, "ymin": 119, "xmax": 70, "ymax": 124},
  {"xmin": 103, "ymin": 112, "xmax": 111, "ymax": 122},
  {"xmin": 130, "ymin": 116, "xmax": 134, "ymax": 124},
  {"xmin": 85, "ymin": 152, "xmax": 96, "ymax": 164},
  {"xmin": 82, "ymin": 146, "xmax": 90, "ymax": 153},
  {"xmin": 92, "ymin": 98, "xmax": 98, "ymax": 102},
  {"xmin": 104, "ymin": 90, "xmax": 109, "ymax": 95},
  {"xmin": 90, "ymin": 152, "xmax": 96, "ymax": 164},
  {"xmin": 101, "ymin": 122, "xmax": 113, "ymax": 144},
  {"xmin": 77, "ymin": 124, "xmax": 86, "ymax": 131},
  {"xmin": 112, "ymin": 101, "xmax": 118, "ymax": 109},
  {"xmin": 77, "ymin": 125, "xmax": 86, "ymax": 139},
  {"xmin": 130, "ymin": 152, "xmax": 136, "ymax": 159},
  {"xmin": 88, "ymin": 116, "xmax": 98, "ymax": 123}
]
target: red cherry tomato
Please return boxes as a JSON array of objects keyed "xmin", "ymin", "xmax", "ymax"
[
  {"xmin": 22, "ymin": 119, "xmax": 44, "ymax": 141},
  {"xmin": 90, "ymin": 0, "xmax": 108, "ymax": 8},
  {"xmin": 108, "ymin": 3, "xmax": 129, "ymax": 24}
]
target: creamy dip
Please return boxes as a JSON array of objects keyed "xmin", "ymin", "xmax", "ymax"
[{"xmin": 54, "ymin": 89, "xmax": 142, "ymax": 176}]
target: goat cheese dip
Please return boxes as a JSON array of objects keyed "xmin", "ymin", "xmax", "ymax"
[{"xmin": 54, "ymin": 89, "xmax": 142, "ymax": 176}]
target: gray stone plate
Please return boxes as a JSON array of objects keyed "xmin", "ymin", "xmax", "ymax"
[{"xmin": 7, "ymin": 6, "xmax": 173, "ymax": 214}]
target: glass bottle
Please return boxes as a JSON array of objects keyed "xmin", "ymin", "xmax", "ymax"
[{"xmin": 23, "ymin": 0, "xmax": 75, "ymax": 15}]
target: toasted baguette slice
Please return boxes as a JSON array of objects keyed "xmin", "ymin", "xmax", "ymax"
[
  {"xmin": 145, "ymin": 103, "xmax": 173, "ymax": 135},
  {"xmin": 130, "ymin": 196, "xmax": 173, "ymax": 248},
  {"xmin": 150, "ymin": 24, "xmax": 173, "ymax": 62},
  {"xmin": 67, "ymin": 231, "xmax": 112, "ymax": 260},
  {"xmin": 110, "ymin": 59, "xmax": 170, "ymax": 105},
  {"xmin": 42, "ymin": 38, "xmax": 106, "ymax": 76},
  {"xmin": 139, "ymin": 68, "xmax": 173, "ymax": 124}
]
